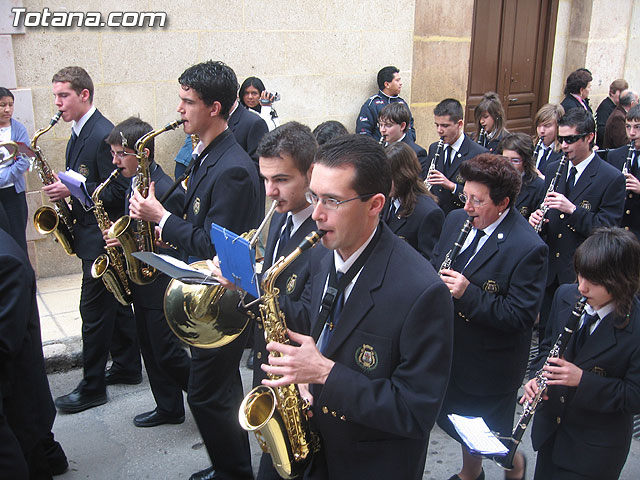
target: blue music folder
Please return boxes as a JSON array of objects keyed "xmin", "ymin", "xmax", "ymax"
[{"xmin": 210, "ymin": 223, "xmax": 259, "ymax": 298}]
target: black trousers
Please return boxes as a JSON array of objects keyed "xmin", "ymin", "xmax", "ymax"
[
  {"xmin": 539, "ymin": 278, "xmax": 560, "ymax": 343},
  {"xmin": 0, "ymin": 187, "xmax": 27, "ymax": 253},
  {"xmin": 188, "ymin": 327, "xmax": 253, "ymax": 480},
  {"xmin": 78, "ymin": 259, "xmax": 140, "ymax": 394},
  {"xmin": 0, "ymin": 413, "xmax": 28, "ymax": 480},
  {"xmin": 134, "ymin": 303, "xmax": 190, "ymax": 417}
]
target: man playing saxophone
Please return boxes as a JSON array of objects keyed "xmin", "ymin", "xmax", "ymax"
[
  {"xmin": 45, "ymin": 67, "xmax": 141, "ymax": 414},
  {"xmin": 102, "ymin": 117, "xmax": 191, "ymax": 429},
  {"xmin": 129, "ymin": 60, "xmax": 260, "ymax": 480}
]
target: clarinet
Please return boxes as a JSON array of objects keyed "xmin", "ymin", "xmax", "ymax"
[
  {"xmin": 533, "ymin": 154, "xmax": 567, "ymax": 234},
  {"xmin": 477, "ymin": 127, "xmax": 487, "ymax": 147},
  {"xmin": 532, "ymin": 137, "xmax": 544, "ymax": 166},
  {"xmin": 439, "ymin": 218, "xmax": 473, "ymax": 273},
  {"xmin": 424, "ymin": 138, "xmax": 444, "ymax": 192},
  {"xmin": 622, "ymin": 141, "xmax": 634, "ymax": 176},
  {"xmin": 494, "ymin": 296, "xmax": 587, "ymax": 469}
]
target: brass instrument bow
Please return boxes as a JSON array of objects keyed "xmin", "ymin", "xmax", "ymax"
[
  {"xmin": 0, "ymin": 141, "xmax": 19, "ymax": 166},
  {"xmin": 425, "ymin": 137, "xmax": 444, "ymax": 192},
  {"xmin": 534, "ymin": 154, "xmax": 567, "ymax": 234},
  {"xmin": 164, "ymin": 200, "xmax": 278, "ymax": 348},
  {"xmin": 239, "ymin": 230, "xmax": 326, "ymax": 479},
  {"xmin": 109, "ymin": 119, "xmax": 185, "ymax": 285},
  {"xmin": 31, "ymin": 111, "xmax": 76, "ymax": 255}
]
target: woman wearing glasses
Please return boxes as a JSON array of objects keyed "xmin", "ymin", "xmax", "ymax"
[
  {"xmin": 431, "ymin": 153, "xmax": 549, "ymax": 480},
  {"xmin": 498, "ymin": 132, "xmax": 545, "ymax": 220}
]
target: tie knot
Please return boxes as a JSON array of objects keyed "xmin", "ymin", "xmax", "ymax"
[
  {"xmin": 583, "ymin": 312, "xmax": 599, "ymax": 329},
  {"xmin": 285, "ymin": 214, "xmax": 293, "ymax": 230}
]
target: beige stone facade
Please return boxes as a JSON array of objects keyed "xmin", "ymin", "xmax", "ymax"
[{"xmin": 1, "ymin": 0, "xmax": 638, "ymax": 276}]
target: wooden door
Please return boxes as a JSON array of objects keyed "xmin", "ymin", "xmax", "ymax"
[{"xmin": 465, "ymin": 0, "xmax": 558, "ymax": 136}]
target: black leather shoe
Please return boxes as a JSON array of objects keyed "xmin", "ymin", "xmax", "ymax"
[
  {"xmin": 447, "ymin": 469, "xmax": 485, "ymax": 480},
  {"xmin": 105, "ymin": 367, "xmax": 142, "ymax": 385},
  {"xmin": 54, "ymin": 388, "xmax": 107, "ymax": 414},
  {"xmin": 189, "ymin": 466, "xmax": 219, "ymax": 480},
  {"xmin": 133, "ymin": 409, "xmax": 185, "ymax": 428}
]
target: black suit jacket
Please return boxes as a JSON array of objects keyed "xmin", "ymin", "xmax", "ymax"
[
  {"xmin": 426, "ymin": 135, "xmax": 488, "ymax": 215},
  {"xmin": 560, "ymin": 94, "xmax": 593, "ymax": 115},
  {"xmin": 385, "ymin": 195, "xmax": 444, "ymax": 261},
  {"xmin": 542, "ymin": 155, "xmax": 625, "ymax": 285},
  {"xmin": 596, "ymin": 96, "xmax": 616, "ymax": 143},
  {"xmin": 431, "ymin": 208, "xmax": 548, "ymax": 395},
  {"xmin": 65, "ymin": 109, "xmax": 128, "ymax": 260},
  {"xmin": 228, "ymin": 105, "xmax": 269, "ymax": 164},
  {"xmin": 606, "ymin": 145, "xmax": 640, "ymax": 240},
  {"xmin": 537, "ymin": 146, "xmax": 562, "ymax": 175},
  {"xmin": 163, "ymin": 129, "xmax": 260, "ymax": 262},
  {"xmin": 531, "ymin": 284, "xmax": 640, "ymax": 479},
  {"xmin": 283, "ymin": 224, "xmax": 453, "ymax": 480},
  {"xmin": 400, "ymin": 135, "xmax": 428, "ymax": 173},
  {"xmin": 515, "ymin": 175, "xmax": 545, "ymax": 219},
  {"xmin": 251, "ymin": 212, "xmax": 319, "ymax": 387}
]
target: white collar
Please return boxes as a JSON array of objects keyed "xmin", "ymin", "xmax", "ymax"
[
  {"xmin": 334, "ymin": 226, "xmax": 377, "ymax": 274},
  {"xmin": 287, "ymin": 204, "xmax": 314, "ymax": 236},
  {"xmin": 569, "ymin": 151, "xmax": 595, "ymax": 179},
  {"xmin": 448, "ymin": 132, "xmax": 465, "ymax": 152},
  {"xmin": 71, "ymin": 105, "xmax": 96, "ymax": 137}
]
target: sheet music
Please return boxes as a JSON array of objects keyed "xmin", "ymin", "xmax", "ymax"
[{"xmin": 447, "ymin": 414, "xmax": 509, "ymax": 456}]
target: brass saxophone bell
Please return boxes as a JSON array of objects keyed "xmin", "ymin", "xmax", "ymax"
[{"xmin": 0, "ymin": 141, "xmax": 19, "ymax": 166}]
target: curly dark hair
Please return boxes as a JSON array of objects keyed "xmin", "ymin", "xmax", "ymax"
[
  {"xmin": 563, "ymin": 69, "xmax": 592, "ymax": 96},
  {"xmin": 178, "ymin": 61, "xmax": 238, "ymax": 119},
  {"xmin": 459, "ymin": 153, "xmax": 522, "ymax": 206}
]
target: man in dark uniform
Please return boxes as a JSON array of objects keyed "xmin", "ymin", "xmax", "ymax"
[
  {"xmin": 228, "ymin": 99, "xmax": 269, "ymax": 164},
  {"xmin": 426, "ymin": 98, "xmax": 488, "ymax": 215},
  {"xmin": 259, "ymin": 135, "xmax": 453, "ymax": 480},
  {"xmin": 356, "ymin": 66, "xmax": 416, "ymax": 140},
  {"xmin": 44, "ymin": 66, "xmax": 141, "ymax": 414},
  {"xmin": 530, "ymin": 108, "xmax": 625, "ymax": 341},
  {"xmin": 378, "ymin": 102, "xmax": 428, "ymax": 171},
  {"xmin": 606, "ymin": 105, "xmax": 640, "ymax": 240},
  {"xmin": 130, "ymin": 60, "xmax": 260, "ymax": 480},
  {"xmin": 104, "ymin": 117, "xmax": 191, "ymax": 428},
  {"xmin": 595, "ymin": 78, "xmax": 628, "ymax": 143},
  {"xmin": 603, "ymin": 89, "xmax": 638, "ymax": 149}
]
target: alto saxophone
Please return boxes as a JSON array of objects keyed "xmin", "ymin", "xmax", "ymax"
[
  {"xmin": 109, "ymin": 120, "xmax": 184, "ymax": 285},
  {"xmin": 424, "ymin": 137, "xmax": 444, "ymax": 192},
  {"xmin": 90, "ymin": 168, "xmax": 133, "ymax": 306},
  {"xmin": 439, "ymin": 217, "xmax": 473, "ymax": 273},
  {"xmin": 239, "ymin": 230, "xmax": 326, "ymax": 479},
  {"xmin": 32, "ymin": 111, "xmax": 75, "ymax": 255},
  {"xmin": 533, "ymin": 154, "xmax": 567, "ymax": 234},
  {"xmin": 494, "ymin": 296, "xmax": 587, "ymax": 469}
]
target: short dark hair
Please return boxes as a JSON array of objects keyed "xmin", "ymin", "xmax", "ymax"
[
  {"xmin": 559, "ymin": 108, "xmax": 596, "ymax": 147},
  {"xmin": 314, "ymin": 135, "xmax": 391, "ymax": 198},
  {"xmin": 610, "ymin": 78, "xmax": 629, "ymax": 95},
  {"xmin": 312, "ymin": 121, "xmax": 348, "ymax": 145},
  {"xmin": 52, "ymin": 66, "xmax": 94, "ymax": 102},
  {"xmin": 0, "ymin": 87, "xmax": 14, "ymax": 100},
  {"xmin": 574, "ymin": 226, "xmax": 640, "ymax": 320},
  {"xmin": 377, "ymin": 66, "xmax": 399, "ymax": 91},
  {"xmin": 257, "ymin": 121, "xmax": 317, "ymax": 174},
  {"xmin": 619, "ymin": 90, "xmax": 637, "ymax": 108},
  {"xmin": 460, "ymin": 153, "xmax": 521, "ymax": 206},
  {"xmin": 434, "ymin": 98, "xmax": 464, "ymax": 123},
  {"xmin": 626, "ymin": 104, "xmax": 640, "ymax": 122},
  {"xmin": 239, "ymin": 76, "xmax": 265, "ymax": 111},
  {"xmin": 474, "ymin": 92, "xmax": 508, "ymax": 138},
  {"xmin": 106, "ymin": 116, "xmax": 154, "ymax": 160},
  {"xmin": 379, "ymin": 103, "xmax": 411, "ymax": 132},
  {"xmin": 385, "ymin": 142, "xmax": 432, "ymax": 216},
  {"xmin": 563, "ymin": 69, "xmax": 592, "ymax": 96},
  {"xmin": 498, "ymin": 132, "xmax": 536, "ymax": 184},
  {"xmin": 178, "ymin": 61, "xmax": 238, "ymax": 119}
]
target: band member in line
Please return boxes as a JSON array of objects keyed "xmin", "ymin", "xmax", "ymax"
[
  {"xmin": 607, "ymin": 105, "xmax": 640, "ymax": 239},
  {"xmin": 432, "ymin": 154, "xmax": 548, "ymax": 480},
  {"xmin": 498, "ymin": 132, "xmax": 545, "ymax": 220},
  {"xmin": 525, "ymin": 227, "xmax": 640, "ymax": 480},
  {"xmin": 384, "ymin": 142, "xmax": 443, "ymax": 261},
  {"xmin": 533, "ymin": 103, "xmax": 564, "ymax": 177},
  {"xmin": 129, "ymin": 60, "xmax": 260, "ymax": 480},
  {"xmin": 45, "ymin": 66, "xmax": 141, "ymax": 414},
  {"xmin": 103, "ymin": 117, "xmax": 190, "ymax": 428},
  {"xmin": 426, "ymin": 98, "xmax": 487, "ymax": 215},
  {"xmin": 529, "ymin": 108, "xmax": 625, "ymax": 342},
  {"xmin": 473, "ymin": 92, "xmax": 509, "ymax": 153},
  {"xmin": 378, "ymin": 102, "xmax": 428, "ymax": 171}
]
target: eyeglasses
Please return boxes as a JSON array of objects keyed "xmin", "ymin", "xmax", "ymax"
[
  {"xmin": 305, "ymin": 191, "xmax": 374, "ymax": 210},
  {"xmin": 110, "ymin": 150, "xmax": 137, "ymax": 160},
  {"xmin": 460, "ymin": 193, "xmax": 486, "ymax": 207},
  {"xmin": 557, "ymin": 133, "xmax": 589, "ymax": 145}
]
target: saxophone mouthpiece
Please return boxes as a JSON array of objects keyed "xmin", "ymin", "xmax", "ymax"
[{"xmin": 51, "ymin": 111, "xmax": 63, "ymax": 125}]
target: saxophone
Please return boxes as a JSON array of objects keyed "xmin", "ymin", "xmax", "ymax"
[
  {"xmin": 494, "ymin": 296, "xmax": 587, "ymax": 469},
  {"xmin": 90, "ymin": 168, "xmax": 133, "ymax": 306},
  {"xmin": 32, "ymin": 111, "xmax": 76, "ymax": 255},
  {"xmin": 239, "ymin": 230, "xmax": 326, "ymax": 479},
  {"xmin": 109, "ymin": 120, "xmax": 184, "ymax": 285},
  {"xmin": 424, "ymin": 137, "xmax": 444, "ymax": 191},
  {"xmin": 533, "ymin": 154, "xmax": 567, "ymax": 234},
  {"xmin": 439, "ymin": 217, "xmax": 473, "ymax": 273}
]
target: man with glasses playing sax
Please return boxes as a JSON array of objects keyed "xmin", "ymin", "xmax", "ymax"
[{"xmin": 530, "ymin": 108, "xmax": 625, "ymax": 343}]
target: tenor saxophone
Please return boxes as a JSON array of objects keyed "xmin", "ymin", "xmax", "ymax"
[
  {"xmin": 90, "ymin": 168, "xmax": 133, "ymax": 306},
  {"xmin": 109, "ymin": 120, "xmax": 184, "ymax": 285},
  {"xmin": 239, "ymin": 230, "xmax": 326, "ymax": 479},
  {"xmin": 32, "ymin": 111, "xmax": 76, "ymax": 255},
  {"xmin": 534, "ymin": 154, "xmax": 567, "ymax": 234},
  {"xmin": 424, "ymin": 137, "xmax": 444, "ymax": 191}
]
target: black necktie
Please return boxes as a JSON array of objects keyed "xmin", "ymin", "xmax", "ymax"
[
  {"xmin": 575, "ymin": 312, "xmax": 599, "ymax": 351},
  {"xmin": 452, "ymin": 229, "xmax": 486, "ymax": 271},
  {"xmin": 565, "ymin": 166, "xmax": 577, "ymax": 196},
  {"xmin": 68, "ymin": 130, "xmax": 78, "ymax": 159},
  {"xmin": 318, "ymin": 270, "xmax": 344, "ymax": 354},
  {"xmin": 275, "ymin": 215, "xmax": 293, "ymax": 260},
  {"xmin": 631, "ymin": 151, "xmax": 639, "ymax": 177}
]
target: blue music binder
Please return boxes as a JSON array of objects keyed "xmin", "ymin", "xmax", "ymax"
[{"xmin": 210, "ymin": 223, "xmax": 259, "ymax": 298}]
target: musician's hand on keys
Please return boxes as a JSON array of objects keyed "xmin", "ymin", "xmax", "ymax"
[
  {"xmin": 625, "ymin": 173, "xmax": 640, "ymax": 193},
  {"xmin": 102, "ymin": 227, "xmax": 120, "ymax": 248},
  {"xmin": 42, "ymin": 178, "xmax": 71, "ymax": 201},
  {"xmin": 521, "ymin": 378, "xmax": 547, "ymax": 404},
  {"xmin": 130, "ymin": 182, "xmax": 167, "ymax": 223},
  {"xmin": 529, "ymin": 209, "xmax": 545, "ymax": 229},
  {"xmin": 544, "ymin": 192, "xmax": 576, "ymax": 214},
  {"xmin": 427, "ymin": 169, "xmax": 455, "ymax": 191},
  {"xmin": 543, "ymin": 356, "xmax": 583, "ymax": 387},
  {"xmin": 439, "ymin": 268, "xmax": 470, "ymax": 299},
  {"xmin": 298, "ymin": 384, "xmax": 314, "ymax": 418}
]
